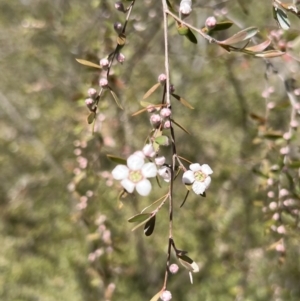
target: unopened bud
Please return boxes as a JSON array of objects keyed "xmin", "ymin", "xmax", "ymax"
[
  {"xmin": 150, "ymin": 114, "xmax": 162, "ymax": 126},
  {"xmin": 114, "ymin": 22, "xmax": 123, "ymax": 34},
  {"xmin": 87, "ymin": 88, "xmax": 97, "ymax": 98},
  {"xmin": 179, "ymin": 0, "xmax": 192, "ymax": 16},
  {"xmin": 99, "ymin": 78, "xmax": 108, "ymax": 88},
  {"xmin": 85, "ymin": 98, "xmax": 95, "ymax": 111},
  {"xmin": 158, "ymin": 73, "xmax": 166, "ymax": 84},
  {"xmin": 160, "ymin": 108, "xmax": 171, "ymax": 118},
  {"xmin": 169, "ymin": 263, "xmax": 179, "ymax": 274},
  {"xmin": 115, "ymin": 2, "xmax": 126, "ymax": 13},
  {"xmin": 143, "ymin": 144, "xmax": 156, "ymax": 158},
  {"xmin": 160, "ymin": 290, "xmax": 172, "ymax": 301},
  {"xmin": 205, "ymin": 16, "xmax": 217, "ymax": 29},
  {"xmin": 116, "ymin": 52, "xmax": 125, "ymax": 63},
  {"xmin": 164, "ymin": 120, "xmax": 171, "ymax": 129},
  {"xmin": 100, "ymin": 58, "xmax": 109, "ymax": 69},
  {"xmin": 155, "ymin": 156, "xmax": 166, "ymax": 166},
  {"xmin": 290, "ymin": 120, "xmax": 299, "ymax": 128}
]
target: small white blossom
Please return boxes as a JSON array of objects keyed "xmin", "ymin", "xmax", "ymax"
[
  {"xmin": 112, "ymin": 153, "xmax": 157, "ymax": 196},
  {"xmin": 182, "ymin": 163, "xmax": 213, "ymax": 195},
  {"xmin": 143, "ymin": 144, "xmax": 156, "ymax": 158}
]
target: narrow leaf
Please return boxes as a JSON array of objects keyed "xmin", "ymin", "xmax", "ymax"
[
  {"xmin": 171, "ymin": 119, "xmax": 191, "ymax": 135},
  {"xmin": 117, "ymin": 33, "xmax": 126, "ymax": 45},
  {"xmin": 149, "ymin": 290, "xmax": 163, "ymax": 301},
  {"xmin": 262, "ymin": 131, "xmax": 283, "ymax": 140},
  {"xmin": 87, "ymin": 112, "xmax": 96, "ymax": 124},
  {"xmin": 144, "ymin": 215, "xmax": 156, "ymax": 236},
  {"xmin": 177, "ymin": 23, "xmax": 189, "ymax": 35},
  {"xmin": 218, "ymin": 27, "xmax": 258, "ymax": 45},
  {"xmin": 273, "ymin": 6, "xmax": 290, "ymax": 30},
  {"xmin": 128, "ymin": 213, "xmax": 151, "ymax": 223},
  {"xmin": 185, "ymin": 28, "xmax": 198, "ymax": 44},
  {"xmin": 143, "ymin": 83, "xmax": 161, "ymax": 99},
  {"xmin": 132, "ymin": 216, "xmax": 153, "ymax": 232},
  {"xmin": 171, "ymin": 93, "xmax": 194, "ymax": 109},
  {"xmin": 110, "ymin": 89, "xmax": 123, "ymax": 109},
  {"xmin": 245, "ymin": 39, "xmax": 271, "ymax": 52},
  {"xmin": 255, "ymin": 50, "xmax": 285, "ymax": 58},
  {"xmin": 106, "ymin": 154, "xmax": 127, "ymax": 165},
  {"xmin": 208, "ymin": 21, "xmax": 234, "ymax": 32},
  {"xmin": 180, "ymin": 190, "xmax": 190, "ymax": 208},
  {"xmin": 76, "ymin": 59, "xmax": 101, "ymax": 69},
  {"xmin": 178, "ymin": 255, "xmax": 200, "ymax": 272}
]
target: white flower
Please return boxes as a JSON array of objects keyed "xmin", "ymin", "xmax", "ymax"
[
  {"xmin": 158, "ymin": 166, "xmax": 171, "ymax": 182},
  {"xmin": 182, "ymin": 163, "xmax": 213, "ymax": 195},
  {"xmin": 112, "ymin": 153, "xmax": 157, "ymax": 196}
]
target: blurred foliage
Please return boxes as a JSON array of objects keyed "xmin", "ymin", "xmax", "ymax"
[{"xmin": 1, "ymin": 0, "xmax": 300, "ymax": 301}]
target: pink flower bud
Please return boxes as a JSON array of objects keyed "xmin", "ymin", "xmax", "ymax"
[
  {"xmin": 279, "ymin": 188, "xmax": 289, "ymax": 198},
  {"xmin": 155, "ymin": 156, "xmax": 166, "ymax": 166},
  {"xmin": 150, "ymin": 114, "xmax": 162, "ymax": 126},
  {"xmin": 267, "ymin": 191, "xmax": 275, "ymax": 198},
  {"xmin": 116, "ymin": 52, "xmax": 125, "ymax": 63},
  {"xmin": 143, "ymin": 144, "xmax": 156, "ymax": 158},
  {"xmin": 160, "ymin": 108, "xmax": 171, "ymax": 118},
  {"xmin": 290, "ymin": 120, "xmax": 299, "ymax": 128},
  {"xmin": 100, "ymin": 58, "xmax": 109, "ymax": 69},
  {"xmin": 160, "ymin": 290, "xmax": 172, "ymax": 301},
  {"xmin": 179, "ymin": 0, "xmax": 192, "ymax": 15},
  {"xmin": 115, "ymin": 2, "xmax": 126, "ymax": 12},
  {"xmin": 277, "ymin": 225, "xmax": 286, "ymax": 234},
  {"xmin": 169, "ymin": 84, "xmax": 175, "ymax": 93},
  {"xmin": 283, "ymin": 132, "xmax": 291, "ymax": 140},
  {"xmin": 164, "ymin": 120, "xmax": 171, "ymax": 129},
  {"xmin": 85, "ymin": 98, "xmax": 94, "ymax": 106},
  {"xmin": 269, "ymin": 202, "xmax": 277, "ymax": 211},
  {"xmin": 158, "ymin": 73, "xmax": 166, "ymax": 84},
  {"xmin": 280, "ymin": 146, "xmax": 289, "ymax": 155},
  {"xmin": 87, "ymin": 88, "xmax": 97, "ymax": 98},
  {"xmin": 169, "ymin": 263, "xmax": 179, "ymax": 274},
  {"xmin": 114, "ymin": 22, "xmax": 123, "ymax": 34},
  {"xmin": 99, "ymin": 78, "xmax": 108, "ymax": 88},
  {"xmin": 205, "ymin": 16, "xmax": 217, "ymax": 29}
]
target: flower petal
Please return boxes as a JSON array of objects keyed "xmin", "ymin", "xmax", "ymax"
[
  {"xmin": 192, "ymin": 181, "xmax": 206, "ymax": 195},
  {"xmin": 112, "ymin": 165, "xmax": 129, "ymax": 180},
  {"xmin": 141, "ymin": 162, "xmax": 157, "ymax": 178},
  {"xmin": 136, "ymin": 179, "xmax": 152, "ymax": 196},
  {"xmin": 127, "ymin": 154, "xmax": 145, "ymax": 170},
  {"xmin": 189, "ymin": 163, "xmax": 201, "ymax": 172},
  {"xmin": 121, "ymin": 178, "xmax": 135, "ymax": 193},
  {"xmin": 182, "ymin": 170, "xmax": 195, "ymax": 184},
  {"xmin": 204, "ymin": 176, "xmax": 211, "ymax": 188},
  {"xmin": 158, "ymin": 166, "xmax": 171, "ymax": 182},
  {"xmin": 201, "ymin": 164, "xmax": 213, "ymax": 175}
]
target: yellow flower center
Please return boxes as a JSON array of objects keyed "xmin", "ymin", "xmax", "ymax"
[{"xmin": 129, "ymin": 170, "xmax": 143, "ymax": 183}]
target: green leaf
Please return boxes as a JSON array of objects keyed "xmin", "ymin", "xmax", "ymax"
[
  {"xmin": 218, "ymin": 27, "xmax": 258, "ymax": 45},
  {"xmin": 117, "ymin": 33, "xmax": 126, "ymax": 46},
  {"xmin": 128, "ymin": 213, "xmax": 151, "ymax": 223},
  {"xmin": 106, "ymin": 154, "xmax": 127, "ymax": 165},
  {"xmin": 171, "ymin": 119, "xmax": 191, "ymax": 135},
  {"xmin": 109, "ymin": 89, "xmax": 123, "ymax": 109},
  {"xmin": 177, "ymin": 23, "xmax": 189, "ymax": 35},
  {"xmin": 131, "ymin": 215, "xmax": 153, "ymax": 232},
  {"xmin": 262, "ymin": 131, "xmax": 283, "ymax": 140},
  {"xmin": 87, "ymin": 112, "xmax": 96, "ymax": 124},
  {"xmin": 185, "ymin": 28, "xmax": 198, "ymax": 44},
  {"xmin": 76, "ymin": 59, "xmax": 102, "ymax": 69},
  {"xmin": 180, "ymin": 190, "xmax": 190, "ymax": 208},
  {"xmin": 144, "ymin": 215, "xmax": 156, "ymax": 236},
  {"xmin": 154, "ymin": 135, "xmax": 169, "ymax": 146},
  {"xmin": 177, "ymin": 254, "xmax": 200, "ymax": 272},
  {"xmin": 171, "ymin": 93, "xmax": 194, "ymax": 109},
  {"xmin": 208, "ymin": 21, "xmax": 234, "ymax": 32},
  {"xmin": 143, "ymin": 83, "xmax": 161, "ymax": 99},
  {"xmin": 254, "ymin": 50, "xmax": 285, "ymax": 58},
  {"xmin": 273, "ymin": 6, "xmax": 290, "ymax": 30},
  {"xmin": 289, "ymin": 161, "xmax": 300, "ymax": 168}
]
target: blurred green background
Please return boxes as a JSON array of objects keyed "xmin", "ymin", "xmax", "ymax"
[{"xmin": 1, "ymin": 0, "xmax": 300, "ymax": 300}]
